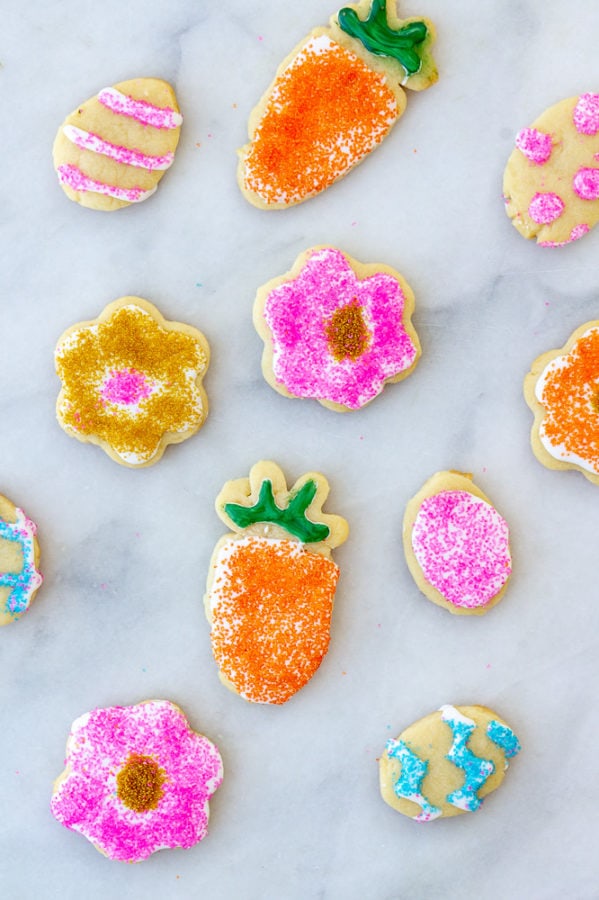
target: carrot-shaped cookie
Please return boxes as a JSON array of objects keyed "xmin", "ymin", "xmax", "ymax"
[
  {"xmin": 238, "ymin": 0, "xmax": 437, "ymax": 209},
  {"xmin": 204, "ymin": 461, "xmax": 349, "ymax": 704}
]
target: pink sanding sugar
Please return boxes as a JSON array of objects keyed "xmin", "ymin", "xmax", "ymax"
[
  {"xmin": 528, "ymin": 191, "xmax": 565, "ymax": 225},
  {"xmin": 573, "ymin": 93, "xmax": 599, "ymax": 135},
  {"xmin": 573, "ymin": 166, "xmax": 599, "ymax": 201},
  {"xmin": 515, "ymin": 127, "xmax": 553, "ymax": 164},
  {"xmin": 411, "ymin": 491, "xmax": 511, "ymax": 609},
  {"xmin": 102, "ymin": 368, "xmax": 153, "ymax": 406}
]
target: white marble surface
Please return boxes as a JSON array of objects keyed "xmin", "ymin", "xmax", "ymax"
[{"xmin": 1, "ymin": 1, "xmax": 599, "ymax": 897}]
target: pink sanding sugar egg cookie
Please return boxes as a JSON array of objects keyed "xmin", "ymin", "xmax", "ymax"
[
  {"xmin": 253, "ymin": 247, "xmax": 421, "ymax": 412},
  {"xmin": 50, "ymin": 700, "xmax": 223, "ymax": 862},
  {"xmin": 524, "ymin": 320, "xmax": 599, "ymax": 485},
  {"xmin": 403, "ymin": 471, "xmax": 512, "ymax": 616},
  {"xmin": 503, "ymin": 93, "xmax": 599, "ymax": 246},
  {"xmin": 53, "ymin": 78, "xmax": 182, "ymax": 211}
]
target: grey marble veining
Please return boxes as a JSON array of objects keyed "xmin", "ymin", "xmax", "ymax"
[{"xmin": 1, "ymin": 1, "xmax": 599, "ymax": 897}]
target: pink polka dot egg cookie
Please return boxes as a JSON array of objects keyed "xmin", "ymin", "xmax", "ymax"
[
  {"xmin": 254, "ymin": 246, "xmax": 421, "ymax": 412},
  {"xmin": 53, "ymin": 78, "xmax": 182, "ymax": 211},
  {"xmin": 50, "ymin": 700, "xmax": 223, "ymax": 862},
  {"xmin": 504, "ymin": 93, "xmax": 599, "ymax": 246},
  {"xmin": 403, "ymin": 471, "xmax": 512, "ymax": 616}
]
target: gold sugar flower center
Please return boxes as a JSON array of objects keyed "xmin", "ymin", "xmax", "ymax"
[
  {"xmin": 325, "ymin": 301, "xmax": 370, "ymax": 361},
  {"xmin": 116, "ymin": 753, "xmax": 166, "ymax": 813}
]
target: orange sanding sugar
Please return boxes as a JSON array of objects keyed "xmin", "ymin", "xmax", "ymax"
[
  {"xmin": 209, "ymin": 536, "xmax": 340, "ymax": 704},
  {"xmin": 56, "ymin": 305, "xmax": 207, "ymax": 461},
  {"xmin": 540, "ymin": 327, "xmax": 599, "ymax": 468},
  {"xmin": 243, "ymin": 34, "xmax": 399, "ymax": 205}
]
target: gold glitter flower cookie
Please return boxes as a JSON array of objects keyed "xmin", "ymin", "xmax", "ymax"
[{"xmin": 55, "ymin": 297, "xmax": 210, "ymax": 468}]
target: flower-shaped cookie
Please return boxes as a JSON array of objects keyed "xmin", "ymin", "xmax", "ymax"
[
  {"xmin": 254, "ymin": 246, "xmax": 421, "ymax": 412},
  {"xmin": 504, "ymin": 93, "xmax": 599, "ymax": 246},
  {"xmin": 50, "ymin": 700, "xmax": 223, "ymax": 862},
  {"xmin": 525, "ymin": 321, "xmax": 599, "ymax": 484},
  {"xmin": 55, "ymin": 297, "xmax": 210, "ymax": 467}
]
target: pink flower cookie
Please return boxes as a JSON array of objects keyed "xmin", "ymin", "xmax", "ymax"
[
  {"xmin": 253, "ymin": 246, "xmax": 421, "ymax": 412},
  {"xmin": 51, "ymin": 700, "xmax": 223, "ymax": 862},
  {"xmin": 53, "ymin": 78, "xmax": 182, "ymax": 211},
  {"xmin": 403, "ymin": 471, "xmax": 512, "ymax": 616},
  {"xmin": 503, "ymin": 93, "xmax": 599, "ymax": 246}
]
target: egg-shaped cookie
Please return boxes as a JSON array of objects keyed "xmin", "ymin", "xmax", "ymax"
[
  {"xmin": 504, "ymin": 93, "xmax": 599, "ymax": 246},
  {"xmin": 0, "ymin": 493, "xmax": 42, "ymax": 626},
  {"xmin": 53, "ymin": 78, "xmax": 182, "ymax": 211},
  {"xmin": 380, "ymin": 704, "xmax": 521, "ymax": 821},
  {"xmin": 403, "ymin": 471, "xmax": 512, "ymax": 615}
]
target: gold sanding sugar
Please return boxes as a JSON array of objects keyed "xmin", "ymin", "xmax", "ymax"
[
  {"xmin": 56, "ymin": 306, "xmax": 207, "ymax": 459},
  {"xmin": 325, "ymin": 302, "xmax": 370, "ymax": 361},
  {"xmin": 116, "ymin": 753, "xmax": 166, "ymax": 813}
]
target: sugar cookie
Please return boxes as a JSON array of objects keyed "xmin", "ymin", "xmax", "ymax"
[
  {"xmin": 504, "ymin": 93, "xmax": 599, "ymax": 246},
  {"xmin": 53, "ymin": 78, "xmax": 182, "ymax": 211},
  {"xmin": 205, "ymin": 461, "xmax": 349, "ymax": 704},
  {"xmin": 380, "ymin": 704, "xmax": 521, "ymax": 821},
  {"xmin": 51, "ymin": 700, "xmax": 223, "ymax": 862},
  {"xmin": 254, "ymin": 246, "xmax": 421, "ymax": 411},
  {"xmin": 403, "ymin": 471, "xmax": 512, "ymax": 615},
  {"xmin": 0, "ymin": 493, "xmax": 42, "ymax": 626},
  {"xmin": 238, "ymin": 0, "xmax": 437, "ymax": 209},
  {"xmin": 524, "ymin": 321, "xmax": 599, "ymax": 483},
  {"xmin": 55, "ymin": 297, "xmax": 210, "ymax": 468}
]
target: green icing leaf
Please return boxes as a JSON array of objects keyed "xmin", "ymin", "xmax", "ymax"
[
  {"xmin": 224, "ymin": 479, "xmax": 330, "ymax": 543},
  {"xmin": 337, "ymin": 0, "xmax": 428, "ymax": 75}
]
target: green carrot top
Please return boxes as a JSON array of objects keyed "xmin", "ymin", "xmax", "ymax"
[
  {"xmin": 224, "ymin": 478, "xmax": 330, "ymax": 543},
  {"xmin": 336, "ymin": 0, "xmax": 436, "ymax": 84}
]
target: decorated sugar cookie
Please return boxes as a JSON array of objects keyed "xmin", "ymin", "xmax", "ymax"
[
  {"xmin": 524, "ymin": 321, "xmax": 599, "ymax": 484},
  {"xmin": 53, "ymin": 78, "xmax": 182, "ymax": 211},
  {"xmin": 0, "ymin": 493, "xmax": 42, "ymax": 626},
  {"xmin": 380, "ymin": 704, "xmax": 521, "ymax": 821},
  {"xmin": 205, "ymin": 461, "xmax": 349, "ymax": 704},
  {"xmin": 254, "ymin": 246, "xmax": 421, "ymax": 412},
  {"xmin": 403, "ymin": 471, "xmax": 512, "ymax": 615},
  {"xmin": 51, "ymin": 700, "xmax": 223, "ymax": 862},
  {"xmin": 504, "ymin": 93, "xmax": 599, "ymax": 246},
  {"xmin": 55, "ymin": 297, "xmax": 210, "ymax": 468},
  {"xmin": 238, "ymin": 0, "xmax": 437, "ymax": 208}
]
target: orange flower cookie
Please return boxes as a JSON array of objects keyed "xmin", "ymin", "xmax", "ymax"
[
  {"xmin": 238, "ymin": 0, "xmax": 437, "ymax": 209},
  {"xmin": 525, "ymin": 321, "xmax": 599, "ymax": 484},
  {"xmin": 204, "ymin": 461, "xmax": 349, "ymax": 704},
  {"xmin": 53, "ymin": 78, "xmax": 182, "ymax": 211},
  {"xmin": 0, "ymin": 493, "xmax": 42, "ymax": 626},
  {"xmin": 55, "ymin": 297, "xmax": 210, "ymax": 468}
]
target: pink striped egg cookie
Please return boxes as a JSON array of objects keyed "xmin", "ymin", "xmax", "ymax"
[
  {"xmin": 403, "ymin": 471, "xmax": 512, "ymax": 616},
  {"xmin": 504, "ymin": 93, "xmax": 599, "ymax": 246},
  {"xmin": 53, "ymin": 78, "xmax": 182, "ymax": 211}
]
